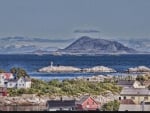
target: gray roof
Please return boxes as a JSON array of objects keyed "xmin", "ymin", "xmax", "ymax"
[
  {"xmin": 119, "ymin": 104, "xmax": 150, "ymax": 111},
  {"xmin": 120, "ymin": 87, "xmax": 150, "ymax": 96},
  {"xmin": 8, "ymin": 79, "xmax": 18, "ymax": 82},
  {"xmin": 117, "ymin": 80, "xmax": 135, "ymax": 86},
  {"xmin": 46, "ymin": 100, "xmax": 75, "ymax": 108}
]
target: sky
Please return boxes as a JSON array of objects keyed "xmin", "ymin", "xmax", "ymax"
[{"xmin": 0, "ymin": 0, "xmax": 150, "ymax": 40}]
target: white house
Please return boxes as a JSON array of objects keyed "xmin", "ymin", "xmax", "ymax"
[
  {"xmin": 7, "ymin": 77, "xmax": 31, "ymax": 89},
  {"xmin": 17, "ymin": 77, "xmax": 31, "ymax": 89},
  {"xmin": 7, "ymin": 79, "xmax": 17, "ymax": 88}
]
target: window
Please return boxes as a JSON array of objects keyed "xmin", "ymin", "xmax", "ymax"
[
  {"xmin": 144, "ymin": 96, "xmax": 148, "ymax": 100},
  {"xmin": 119, "ymin": 97, "xmax": 121, "ymax": 100},
  {"xmin": 124, "ymin": 96, "xmax": 126, "ymax": 100},
  {"xmin": 131, "ymin": 97, "xmax": 135, "ymax": 100}
]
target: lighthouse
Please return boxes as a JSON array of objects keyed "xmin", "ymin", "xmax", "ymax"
[{"xmin": 50, "ymin": 61, "xmax": 53, "ymax": 68}]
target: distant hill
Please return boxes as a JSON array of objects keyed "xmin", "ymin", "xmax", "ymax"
[{"xmin": 57, "ymin": 36, "xmax": 137, "ymax": 54}]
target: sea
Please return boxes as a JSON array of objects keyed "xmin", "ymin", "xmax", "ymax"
[{"xmin": 0, "ymin": 54, "xmax": 150, "ymax": 81}]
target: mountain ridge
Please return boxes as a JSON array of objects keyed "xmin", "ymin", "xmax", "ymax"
[{"xmin": 57, "ymin": 36, "xmax": 138, "ymax": 54}]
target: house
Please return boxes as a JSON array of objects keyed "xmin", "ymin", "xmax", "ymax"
[
  {"xmin": 117, "ymin": 80, "xmax": 135, "ymax": 88},
  {"xmin": 7, "ymin": 79, "xmax": 18, "ymax": 88},
  {"xmin": 0, "ymin": 87, "xmax": 7, "ymax": 96},
  {"xmin": 46, "ymin": 98, "xmax": 76, "ymax": 111},
  {"xmin": 119, "ymin": 104, "xmax": 150, "ymax": 111},
  {"xmin": 75, "ymin": 95, "xmax": 100, "ymax": 111},
  {"xmin": 119, "ymin": 87, "xmax": 150, "ymax": 104},
  {"xmin": 17, "ymin": 77, "xmax": 31, "ymax": 89},
  {"xmin": 142, "ymin": 80, "xmax": 150, "ymax": 88},
  {"xmin": 0, "ymin": 73, "xmax": 14, "ymax": 87},
  {"xmin": 86, "ymin": 75, "xmax": 110, "ymax": 82},
  {"xmin": 120, "ymin": 99, "xmax": 135, "ymax": 104},
  {"xmin": 7, "ymin": 77, "xmax": 31, "ymax": 89},
  {"xmin": 117, "ymin": 80, "xmax": 145, "ymax": 88},
  {"xmin": 133, "ymin": 81, "xmax": 145, "ymax": 88},
  {"xmin": 46, "ymin": 95, "xmax": 100, "ymax": 111}
]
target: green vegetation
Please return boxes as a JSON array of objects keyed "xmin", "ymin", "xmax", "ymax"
[
  {"xmin": 8, "ymin": 78, "xmax": 122, "ymax": 97},
  {"xmin": 101, "ymin": 100, "xmax": 120, "ymax": 111},
  {"xmin": 6, "ymin": 67, "xmax": 122, "ymax": 96}
]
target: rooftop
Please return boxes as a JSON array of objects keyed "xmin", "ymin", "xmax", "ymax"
[
  {"xmin": 119, "ymin": 104, "xmax": 150, "ymax": 111},
  {"xmin": 120, "ymin": 87, "xmax": 150, "ymax": 96},
  {"xmin": 46, "ymin": 100, "xmax": 76, "ymax": 108},
  {"xmin": 75, "ymin": 95, "xmax": 90, "ymax": 105},
  {"xmin": 117, "ymin": 80, "xmax": 135, "ymax": 86}
]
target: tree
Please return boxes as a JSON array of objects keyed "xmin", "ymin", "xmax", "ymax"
[
  {"xmin": 10, "ymin": 67, "xmax": 30, "ymax": 78},
  {"xmin": 101, "ymin": 100, "xmax": 120, "ymax": 111}
]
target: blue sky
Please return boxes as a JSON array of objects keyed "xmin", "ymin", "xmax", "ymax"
[{"xmin": 0, "ymin": 0, "xmax": 150, "ymax": 40}]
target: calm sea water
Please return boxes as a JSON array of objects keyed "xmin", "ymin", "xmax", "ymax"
[{"xmin": 0, "ymin": 54, "xmax": 149, "ymax": 81}]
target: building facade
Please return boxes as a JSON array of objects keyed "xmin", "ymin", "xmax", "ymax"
[
  {"xmin": 76, "ymin": 95, "xmax": 100, "ymax": 110},
  {"xmin": 119, "ymin": 87, "xmax": 150, "ymax": 104}
]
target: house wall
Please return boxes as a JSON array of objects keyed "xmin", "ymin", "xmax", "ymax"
[
  {"xmin": 120, "ymin": 96, "xmax": 150, "ymax": 104},
  {"xmin": 133, "ymin": 82, "xmax": 145, "ymax": 88},
  {"xmin": 7, "ymin": 82, "xmax": 16, "ymax": 88},
  {"xmin": 0, "ymin": 76, "xmax": 5, "ymax": 87},
  {"xmin": 48, "ymin": 107, "xmax": 74, "ymax": 111},
  {"xmin": 25, "ymin": 81, "xmax": 31, "ymax": 88},
  {"xmin": 17, "ymin": 78, "xmax": 31, "ymax": 89},
  {"xmin": 17, "ymin": 78, "xmax": 26, "ymax": 89}
]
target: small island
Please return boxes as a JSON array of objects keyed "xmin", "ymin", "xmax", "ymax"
[{"xmin": 38, "ymin": 62, "xmax": 116, "ymax": 73}]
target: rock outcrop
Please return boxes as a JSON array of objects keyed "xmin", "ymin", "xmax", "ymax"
[
  {"xmin": 83, "ymin": 66, "xmax": 116, "ymax": 72},
  {"xmin": 38, "ymin": 65, "xmax": 81, "ymax": 73},
  {"xmin": 126, "ymin": 66, "xmax": 150, "ymax": 73}
]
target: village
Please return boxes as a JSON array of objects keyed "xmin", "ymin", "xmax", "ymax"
[{"xmin": 0, "ymin": 67, "xmax": 150, "ymax": 111}]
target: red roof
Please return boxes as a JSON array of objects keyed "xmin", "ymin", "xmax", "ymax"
[{"xmin": 120, "ymin": 99, "xmax": 135, "ymax": 104}]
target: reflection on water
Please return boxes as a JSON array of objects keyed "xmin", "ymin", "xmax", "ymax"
[{"xmin": 0, "ymin": 105, "xmax": 46, "ymax": 111}]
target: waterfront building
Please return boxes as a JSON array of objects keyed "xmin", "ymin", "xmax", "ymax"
[
  {"xmin": 46, "ymin": 98, "xmax": 76, "ymax": 111},
  {"xmin": 75, "ymin": 95, "xmax": 100, "ymax": 111},
  {"xmin": 119, "ymin": 87, "xmax": 150, "ymax": 104}
]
